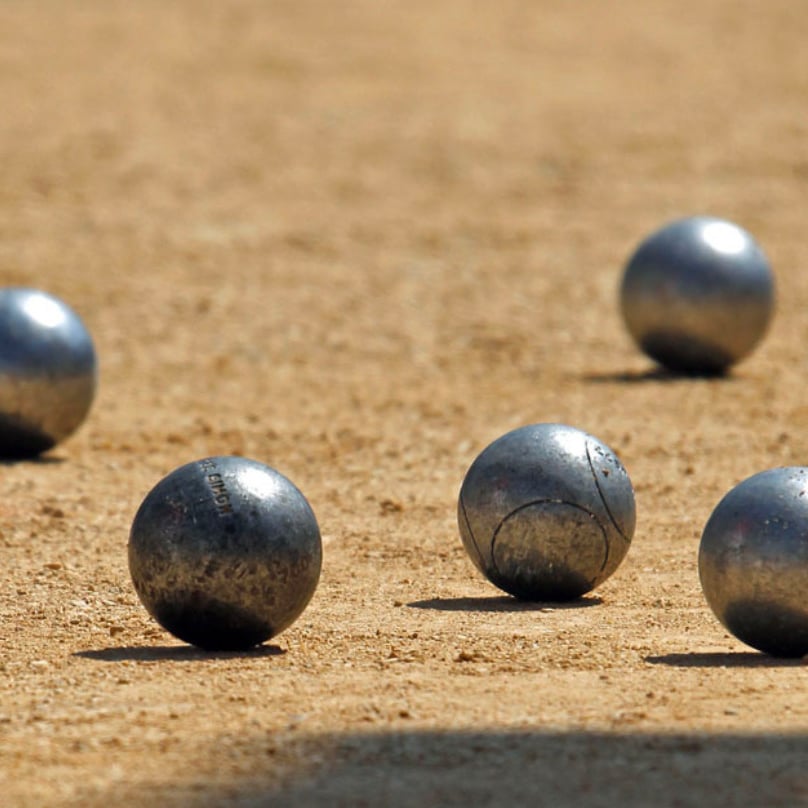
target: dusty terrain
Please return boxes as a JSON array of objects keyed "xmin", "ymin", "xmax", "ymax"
[{"xmin": 1, "ymin": 1, "xmax": 807, "ymax": 805}]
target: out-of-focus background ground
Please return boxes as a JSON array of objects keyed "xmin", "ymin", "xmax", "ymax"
[{"xmin": 1, "ymin": 1, "xmax": 806, "ymax": 805}]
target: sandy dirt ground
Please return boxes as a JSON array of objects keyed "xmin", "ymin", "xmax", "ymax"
[{"xmin": 1, "ymin": 1, "xmax": 807, "ymax": 805}]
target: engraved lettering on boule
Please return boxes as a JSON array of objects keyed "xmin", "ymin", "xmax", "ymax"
[{"xmin": 198, "ymin": 460, "xmax": 234, "ymax": 516}]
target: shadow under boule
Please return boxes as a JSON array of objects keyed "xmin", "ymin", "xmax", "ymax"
[
  {"xmin": 74, "ymin": 643, "xmax": 286, "ymax": 662},
  {"xmin": 407, "ymin": 595, "xmax": 602, "ymax": 612}
]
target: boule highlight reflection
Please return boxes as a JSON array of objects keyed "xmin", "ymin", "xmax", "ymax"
[
  {"xmin": 458, "ymin": 423, "xmax": 635, "ymax": 601},
  {"xmin": 128, "ymin": 456, "xmax": 322, "ymax": 650}
]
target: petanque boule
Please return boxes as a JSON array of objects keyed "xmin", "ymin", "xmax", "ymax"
[
  {"xmin": 457, "ymin": 423, "xmax": 636, "ymax": 601},
  {"xmin": 0, "ymin": 287, "xmax": 97, "ymax": 457},
  {"xmin": 619, "ymin": 216, "xmax": 775, "ymax": 374},
  {"xmin": 128, "ymin": 456, "xmax": 322, "ymax": 651},
  {"xmin": 698, "ymin": 467, "xmax": 808, "ymax": 657}
]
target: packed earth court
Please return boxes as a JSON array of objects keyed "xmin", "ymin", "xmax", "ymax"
[{"xmin": 1, "ymin": 2, "xmax": 807, "ymax": 806}]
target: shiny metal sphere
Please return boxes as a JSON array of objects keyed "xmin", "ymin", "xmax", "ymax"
[
  {"xmin": 698, "ymin": 467, "xmax": 808, "ymax": 657},
  {"xmin": 620, "ymin": 216, "xmax": 774, "ymax": 374},
  {"xmin": 0, "ymin": 287, "xmax": 97, "ymax": 456},
  {"xmin": 129, "ymin": 456, "xmax": 322, "ymax": 650},
  {"xmin": 458, "ymin": 423, "xmax": 635, "ymax": 601}
]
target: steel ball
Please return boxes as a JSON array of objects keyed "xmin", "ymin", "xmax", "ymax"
[
  {"xmin": 698, "ymin": 467, "xmax": 808, "ymax": 657},
  {"xmin": 457, "ymin": 423, "xmax": 636, "ymax": 601},
  {"xmin": 620, "ymin": 216, "xmax": 775, "ymax": 374},
  {"xmin": 0, "ymin": 287, "xmax": 97, "ymax": 456},
  {"xmin": 128, "ymin": 456, "xmax": 322, "ymax": 650}
]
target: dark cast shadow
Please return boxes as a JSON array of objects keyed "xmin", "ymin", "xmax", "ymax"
[
  {"xmin": 74, "ymin": 644, "xmax": 286, "ymax": 663},
  {"xmin": 646, "ymin": 651, "xmax": 806, "ymax": 669},
  {"xmin": 408, "ymin": 595, "xmax": 602, "ymax": 613},
  {"xmin": 582, "ymin": 367, "xmax": 736, "ymax": 384},
  {"xmin": 0, "ymin": 454, "xmax": 66, "ymax": 467}
]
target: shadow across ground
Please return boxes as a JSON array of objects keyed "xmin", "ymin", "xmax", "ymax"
[{"xmin": 112, "ymin": 727, "xmax": 807, "ymax": 808}]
